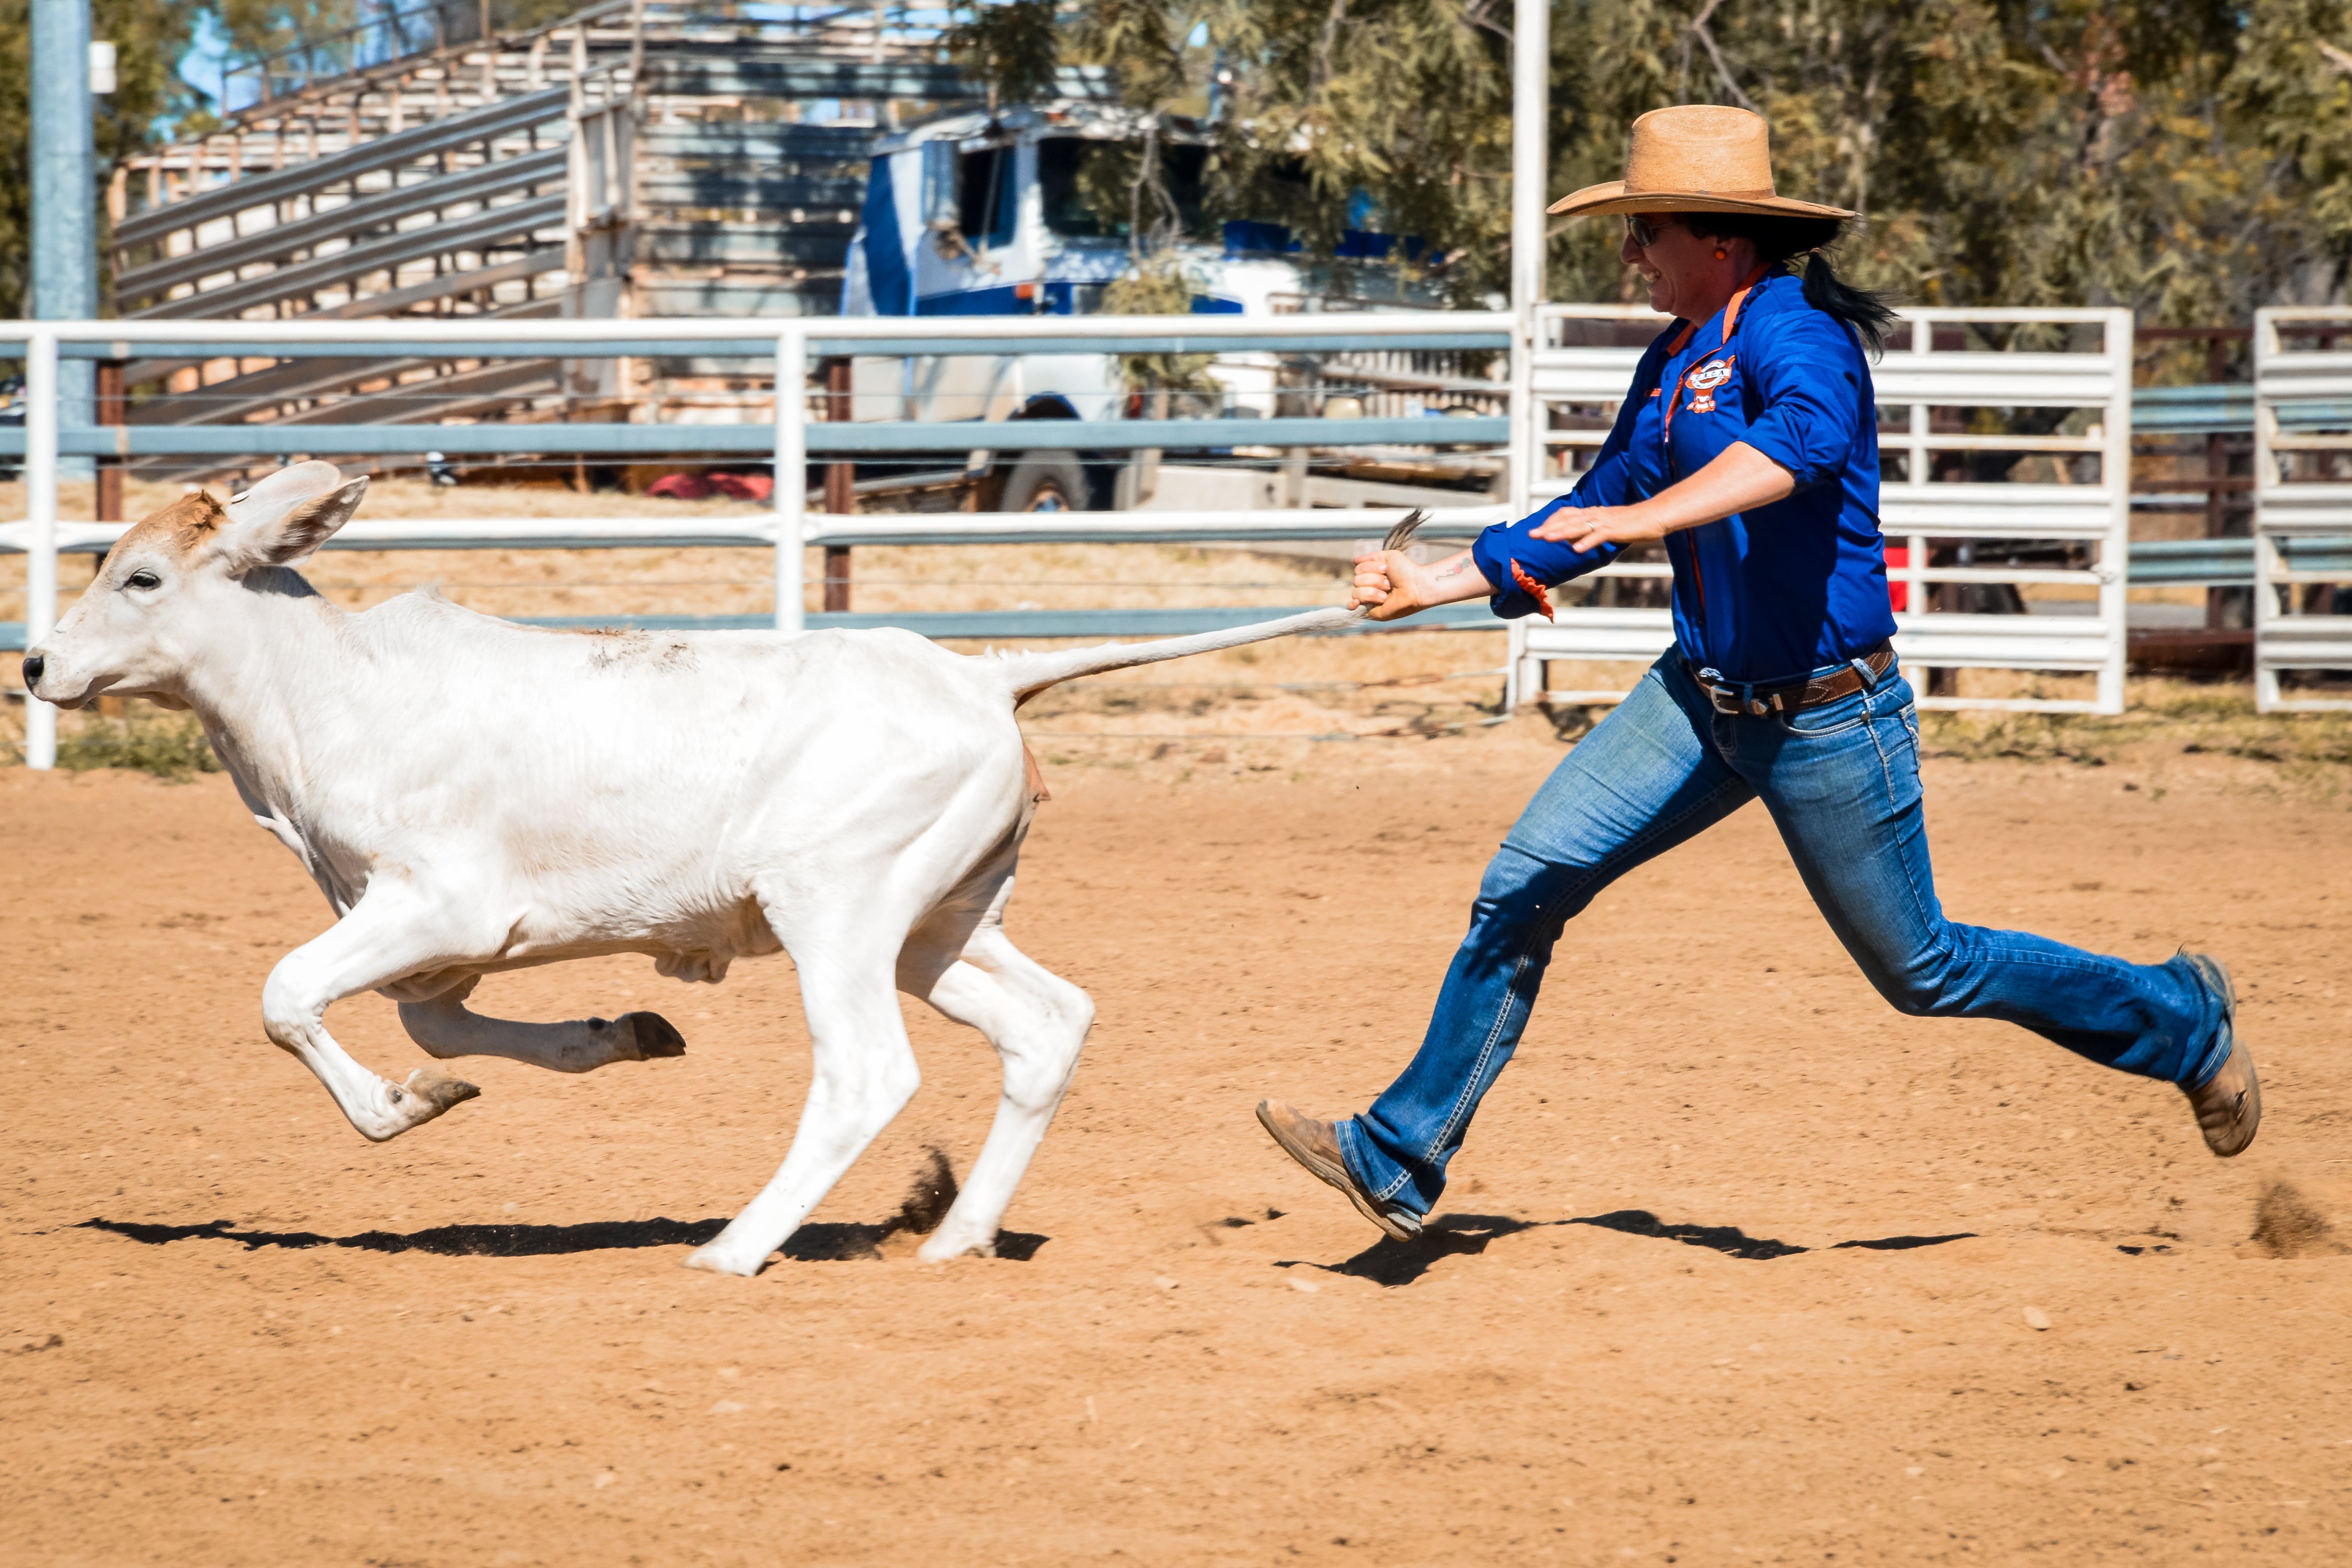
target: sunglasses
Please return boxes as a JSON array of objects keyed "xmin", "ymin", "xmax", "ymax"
[{"xmin": 1624, "ymin": 214, "xmax": 1679, "ymax": 248}]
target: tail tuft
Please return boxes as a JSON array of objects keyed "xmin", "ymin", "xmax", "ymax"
[{"xmin": 1383, "ymin": 508, "xmax": 1429, "ymax": 555}]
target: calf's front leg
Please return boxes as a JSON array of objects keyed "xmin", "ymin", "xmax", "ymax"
[
  {"xmin": 263, "ymin": 890, "xmax": 485, "ymax": 1141},
  {"xmin": 396, "ymin": 975, "xmax": 686, "ymax": 1073}
]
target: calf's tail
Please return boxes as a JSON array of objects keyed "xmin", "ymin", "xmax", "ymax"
[
  {"xmin": 992, "ymin": 605, "xmax": 1361, "ymax": 703},
  {"xmin": 987, "ymin": 511, "xmax": 1428, "ymax": 704}
]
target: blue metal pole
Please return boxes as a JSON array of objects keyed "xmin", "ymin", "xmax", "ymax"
[{"xmin": 30, "ymin": 0, "xmax": 95, "ymax": 477}]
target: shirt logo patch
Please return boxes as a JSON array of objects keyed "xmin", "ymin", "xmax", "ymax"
[{"xmin": 1682, "ymin": 355, "xmax": 1736, "ymax": 414}]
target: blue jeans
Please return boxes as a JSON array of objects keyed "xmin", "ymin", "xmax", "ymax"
[{"xmin": 1336, "ymin": 652, "xmax": 2230, "ymax": 1220}]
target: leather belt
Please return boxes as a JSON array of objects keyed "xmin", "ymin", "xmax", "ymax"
[{"xmin": 1690, "ymin": 643, "xmax": 1895, "ymax": 717}]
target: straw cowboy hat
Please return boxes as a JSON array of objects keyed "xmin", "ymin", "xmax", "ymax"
[{"xmin": 1548, "ymin": 105, "xmax": 1856, "ymax": 221}]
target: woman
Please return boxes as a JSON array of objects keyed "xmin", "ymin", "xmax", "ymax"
[{"xmin": 1256, "ymin": 105, "xmax": 2259, "ymax": 1242}]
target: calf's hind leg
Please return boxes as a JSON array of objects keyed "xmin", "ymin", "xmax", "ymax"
[
  {"xmin": 901, "ymin": 886, "xmax": 1095, "ymax": 1262},
  {"xmin": 395, "ymin": 975, "xmax": 686, "ymax": 1073}
]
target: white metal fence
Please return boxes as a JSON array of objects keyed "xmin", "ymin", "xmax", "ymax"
[
  {"xmin": 1509, "ymin": 305, "xmax": 2135, "ymax": 714},
  {"xmin": 2252, "ymin": 308, "xmax": 2352, "ymax": 712},
  {"xmin": 0, "ymin": 312, "xmax": 1515, "ymax": 769},
  {"xmin": 4, "ymin": 304, "xmax": 2308, "ymax": 772}
]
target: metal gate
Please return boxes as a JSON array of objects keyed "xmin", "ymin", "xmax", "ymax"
[
  {"xmin": 1509, "ymin": 305, "xmax": 2134, "ymax": 714},
  {"xmin": 2251, "ymin": 308, "xmax": 2352, "ymax": 712}
]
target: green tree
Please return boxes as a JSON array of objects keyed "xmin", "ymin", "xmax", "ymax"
[
  {"xmin": 217, "ymin": 0, "xmax": 359, "ymax": 65},
  {"xmin": 1208, "ymin": 0, "xmax": 1517, "ymax": 302},
  {"xmin": 1220, "ymin": 0, "xmax": 2352, "ymax": 329},
  {"xmin": 945, "ymin": 0, "xmax": 1063, "ymax": 108},
  {"xmin": 2228, "ymin": 0, "xmax": 2352, "ymax": 286},
  {"xmin": 0, "ymin": 0, "xmax": 209, "ymax": 317}
]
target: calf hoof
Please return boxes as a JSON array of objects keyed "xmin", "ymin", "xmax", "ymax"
[
  {"xmin": 622, "ymin": 1011, "xmax": 688, "ymax": 1060},
  {"xmin": 401, "ymin": 1067, "xmax": 480, "ymax": 1111},
  {"xmin": 681, "ymin": 1243, "xmax": 765, "ymax": 1278},
  {"xmin": 363, "ymin": 1068, "xmax": 480, "ymax": 1140},
  {"xmin": 916, "ymin": 1229, "xmax": 998, "ymax": 1263}
]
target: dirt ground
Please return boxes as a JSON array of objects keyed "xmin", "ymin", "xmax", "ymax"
[{"xmin": 4, "ymin": 729, "xmax": 2350, "ymax": 1567}]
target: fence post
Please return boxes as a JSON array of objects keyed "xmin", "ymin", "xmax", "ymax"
[
  {"xmin": 823, "ymin": 356, "xmax": 854, "ymax": 612},
  {"xmin": 24, "ymin": 330, "xmax": 59, "ymax": 769},
  {"xmin": 31, "ymin": 0, "xmax": 96, "ymax": 483},
  {"xmin": 2098, "ymin": 307, "xmax": 2133, "ymax": 714},
  {"xmin": 1502, "ymin": 0, "xmax": 1548, "ymax": 715},
  {"xmin": 96, "ymin": 358, "xmax": 124, "ymax": 523},
  {"xmin": 773, "ymin": 328, "xmax": 808, "ymax": 633}
]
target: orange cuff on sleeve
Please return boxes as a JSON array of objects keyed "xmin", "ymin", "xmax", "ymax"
[{"xmin": 1509, "ymin": 558, "xmax": 1557, "ymax": 622}]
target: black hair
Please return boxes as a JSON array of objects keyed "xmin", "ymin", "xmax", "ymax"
[{"xmin": 1675, "ymin": 213, "xmax": 1899, "ymax": 357}]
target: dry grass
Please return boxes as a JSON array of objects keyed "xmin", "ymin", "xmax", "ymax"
[
  {"xmin": 49, "ymin": 709, "xmax": 221, "ymax": 781},
  {"xmin": 1917, "ymin": 680, "xmax": 2352, "ymax": 779}
]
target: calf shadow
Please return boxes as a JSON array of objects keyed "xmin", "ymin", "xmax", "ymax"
[
  {"xmin": 779, "ymin": 1223, "xmax": 1049, "ymax": 1263},
  {"xmin": 72, "ymin": 1215, "xmax": 1050, "ymax": 1264},
  {"xmin": 76, "ymin": 1214, "xmax": 727, "ymax": 1258},
  {"xmin": 70, "ymin": 1145, "xmax": 1054, "ymax": 1265},
  {"xmin": 1281, "ymin": 1208, "xmax": 1975, "ymax": 1287}
]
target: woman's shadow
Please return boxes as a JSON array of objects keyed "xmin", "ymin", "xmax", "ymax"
[{"xmin": 1280, "ymin": 1209, "xmax": 1972, "ymax": 1287}]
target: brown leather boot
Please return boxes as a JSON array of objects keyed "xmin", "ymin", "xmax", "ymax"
[
  {"xmin": 1255, "ymin": 1100, "xmax": 1423, "ymax": 1241},
  {"xmin": 2181, "ymin": 952, "xmax": 2261, "ymax": 1157}
]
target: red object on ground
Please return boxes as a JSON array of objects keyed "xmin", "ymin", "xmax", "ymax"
[
  {"xmin": 1884, "ymin": 544, "xmax": 1908, "ymax": 611},
  {"xmin": 646, "ymin": 473, "xmax": 714, "ymax": 501},
  {"xmin": 709, "ymin": 472, "xmax": 774, "ymax": 502}
]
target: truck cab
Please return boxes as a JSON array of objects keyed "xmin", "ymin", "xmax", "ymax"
[{"xmin": 841, "ymin": 100, "xmax": 1472, "ymax": 510}]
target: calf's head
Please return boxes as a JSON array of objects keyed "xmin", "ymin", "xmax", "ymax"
[{"xmin": 22, "ymin": 462, "xmax": 368, "ymax": 710}]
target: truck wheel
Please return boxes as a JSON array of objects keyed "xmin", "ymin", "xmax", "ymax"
[{"xmin": 999, "ymin": 451, "xmax": 1088, "ymax": 512}]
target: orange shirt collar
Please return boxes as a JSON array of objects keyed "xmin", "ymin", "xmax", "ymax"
[{"xmin": 1667, "ymin": 264, "xmax": 1774, "ymax": 358}]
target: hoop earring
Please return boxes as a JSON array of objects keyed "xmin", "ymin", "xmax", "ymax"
[{"xmin": 1713, "ymin": 247, "xmax": 1728, "ymax": 260}]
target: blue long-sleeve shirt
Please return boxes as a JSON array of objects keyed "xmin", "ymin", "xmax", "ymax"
[{"xmin": 1470, "ymin": 272, "xmax": 1897, "ymax": 685}]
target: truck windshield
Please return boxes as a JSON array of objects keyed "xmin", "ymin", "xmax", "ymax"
[{"xmin": 1037, "ymin": 138, "xmax": 1212, "ymax": 241}]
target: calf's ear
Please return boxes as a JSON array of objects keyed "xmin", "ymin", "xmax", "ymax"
[{"xmin": 214, "ymin": 462, "xmax": 369, "ymax": 570}]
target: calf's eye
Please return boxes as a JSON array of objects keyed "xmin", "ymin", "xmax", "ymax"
[{"xmin": 124, "ymin": 570, "xmax": 160, "ymax": 590}]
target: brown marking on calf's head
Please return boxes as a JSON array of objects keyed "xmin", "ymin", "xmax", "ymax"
[
  {"xmin": 103, "ymin": 468, "xmax": 369, "ymax": 577},
  {"xmin": 106, "ymin": 491, "xmax": 228, "ymax": 566}
]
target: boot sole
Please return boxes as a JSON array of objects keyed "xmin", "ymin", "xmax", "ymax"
[
  {"xmin": 2181, "ymin": 952, "xmax": 2261, "ymax": 1157},
  {"xmin": 1255, "ymin": 1101, "xmax": 1421, "ymax": 1242}
]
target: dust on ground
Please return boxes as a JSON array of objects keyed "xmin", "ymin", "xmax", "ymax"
[{"xmin": 3, "ymin": 726, "xmax": 2349, "ymax": 1566}]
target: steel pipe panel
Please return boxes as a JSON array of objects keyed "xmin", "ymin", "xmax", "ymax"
[
  {"xmin": 113, "ymin": 87, "xmax": 571, "ymax": 247},
  {"xmin": 127, "ymin": 196, "xmax": 570, "ymax": 321},
  {"xmin": 116, "ymin": 148, "xmax": 572, "ymax": 302}
]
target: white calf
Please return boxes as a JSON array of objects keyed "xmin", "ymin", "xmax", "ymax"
[{"xmin": 24, "ymin": 463, "xmax": 1394, "ymax": 1273}]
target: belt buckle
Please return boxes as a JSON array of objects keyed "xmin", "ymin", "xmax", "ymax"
[{"xmin": 1696, "ymin": 666, "xmax": 1769, "ymax": 716}]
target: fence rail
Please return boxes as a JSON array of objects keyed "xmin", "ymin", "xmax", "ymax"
[
  {"xmin": 8, "ymin": 308, "xmax": 2342, "ymax": 768},
  {"xmin": 4, "ymin": 416, "xmax": 1508, "ymax": 460},
  {"xmin": 2, "ymin": 312, "xmax": 1518, "ymax": 769}
]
